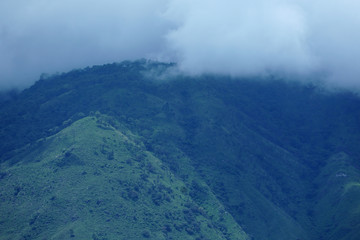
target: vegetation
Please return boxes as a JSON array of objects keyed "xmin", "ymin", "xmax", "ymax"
[{"xmin": 0, "ymin": 60, "xmax": 360, "ymax": 239}]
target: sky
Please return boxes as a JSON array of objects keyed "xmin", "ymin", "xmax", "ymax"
[{"xmin": 0, "ymin": 0, "xmax": 360, "ymax": 90}]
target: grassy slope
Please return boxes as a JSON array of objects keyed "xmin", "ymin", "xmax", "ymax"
[
  {"xmin": 0, "ymin": 115, "xmax": 248, "ymax": 240},
  {"xmin": 311, "ymin": 153, "xmax": 360, "ymax": 240}
]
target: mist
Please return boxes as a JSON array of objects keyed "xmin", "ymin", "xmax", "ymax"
[{"xmin": 1, "ymin": 0, "xmax": 360, "ymax": 90}]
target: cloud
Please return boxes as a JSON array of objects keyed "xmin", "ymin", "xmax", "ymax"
[
  {"xmin": 1, "ymin": 0, "xmax": 360, "ymax": 90},
  {"xmin": 0, "ymin": 0, "xmax": 170, "ymax": 89},
  {"xmin": 301, "ymin": 0, "xmax": 360, "ymax": 89},
  {"xmin": 164, "ymin": 0, "xmax": 316, "ymax": 76}
]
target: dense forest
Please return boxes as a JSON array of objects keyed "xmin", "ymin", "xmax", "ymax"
[{"xmin": 0, "ymin": 60, "xmax": 359, "ymax": 240}]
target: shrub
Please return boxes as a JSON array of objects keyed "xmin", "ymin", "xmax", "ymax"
[{"xmin": 142, "ymin": 230, "xmax": 151, "ymax": 238}]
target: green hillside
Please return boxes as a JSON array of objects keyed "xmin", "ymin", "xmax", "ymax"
[
  {"xmin": 1, "ymin": 60, "xmax": 360, "ymax": 239},
  {"xmin": 0, "ymin": 115, "xmax": 248, "ymax": 240}
]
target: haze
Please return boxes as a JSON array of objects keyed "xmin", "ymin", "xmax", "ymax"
[{"xmin": 1, "ymin": 0, "xmax": 359, "ymax": 90}]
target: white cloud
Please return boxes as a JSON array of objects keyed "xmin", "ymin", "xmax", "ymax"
[
  {"xmin": 0, "ymin": 0, "xmax": 170, "ymax": 89},
  {"xmin": 0, "ymin": 0, "xmax": 360, "ymax": 90},
  {"xmin": 301, "ymin": 0, "xmax": 360, "ymax": 89},
  {"xmin": 164, "ymin": 0, "xmax": 316, "ymax": 76}
]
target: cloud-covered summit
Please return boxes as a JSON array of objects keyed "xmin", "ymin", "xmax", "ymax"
[
  {"xmin": 164, "ymin": 0, "xmax": 316, "ymax": 75},
  {"xmin": 1, "ymin": 0, "xmax": 359, "ymax": 89}
]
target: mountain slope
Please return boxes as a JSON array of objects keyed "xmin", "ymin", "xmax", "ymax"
[
  {"xmin": 1, "ymin": 60, "xmax": 360, "ymax": 239},
  {"xmin": 311, "ymin": 152, "xmax": 360, "ymax": 240},
  {"xmin": 0, "ymin": 115, "xmax": 248, "ymax": 240}
]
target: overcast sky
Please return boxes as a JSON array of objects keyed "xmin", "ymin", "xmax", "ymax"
[{"xmin": 1, "ymin": 0, "xmax": 360, "ymax": 90}]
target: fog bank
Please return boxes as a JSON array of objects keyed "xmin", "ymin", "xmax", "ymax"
[{"xmin": 1, "ymin": 0, "xmax": 359, "ymax": 90}]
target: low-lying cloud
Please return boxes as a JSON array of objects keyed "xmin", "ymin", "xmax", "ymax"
[{"xmin": 1, "ymin": 0, "xmax": 360, "ymax": 90}]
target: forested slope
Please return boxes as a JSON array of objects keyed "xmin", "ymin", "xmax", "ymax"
[{"xmin": 1, "ymin": 60, "xmax": 360, "ymax": 239}]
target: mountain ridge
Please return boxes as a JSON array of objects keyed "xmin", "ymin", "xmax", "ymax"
[
  {"xmin": 0, "ymin": 115, "xmax": 249, "ymax": 240},
  {"xmin": 1, "ymin": 60, "xmax": 360, "ymax": 239}
]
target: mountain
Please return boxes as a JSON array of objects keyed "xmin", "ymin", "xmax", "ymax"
[{"xmin": 1, "ymin": 60, "xmax": 360, "ymax": 240}]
